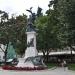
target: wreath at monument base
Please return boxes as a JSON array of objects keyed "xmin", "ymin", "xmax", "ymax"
[{"xmin": 2, "ymin": 65, "xmax": 47, "ymax": 71}]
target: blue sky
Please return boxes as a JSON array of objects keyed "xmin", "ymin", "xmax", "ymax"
[{"xmin": 0, "ymin": 0, "xmax": 50, "ymax": 17}]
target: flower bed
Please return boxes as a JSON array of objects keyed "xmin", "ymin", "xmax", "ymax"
[{"xmin": 2, "ymin": 65, "xmax": 47, "ymax": 71}]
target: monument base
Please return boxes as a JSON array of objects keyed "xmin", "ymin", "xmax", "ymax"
[
  {"xmin": 16, "ymin": 56, "xmax": 47, "ymax": 68},
  {"xmin": 16, "ymin": 58, "xmax": 34, "ymax": 67},
  {"xmin": 2, "ymin": 56, "xmax": 47, "ymax": 70}
]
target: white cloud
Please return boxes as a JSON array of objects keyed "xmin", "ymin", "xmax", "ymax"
[{"xmin": 0, "ymin": 0, "xmax": 50, "ymax": 16}]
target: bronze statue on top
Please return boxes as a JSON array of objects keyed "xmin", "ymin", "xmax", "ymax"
[
  {"xmin": 26, "ymin": 7, "xmax": 42, "ymax": 32},
  {"xmin": 26, "ymin": 7, "xmax": 36, "ymax": 32},
  {"xmin": 26, "ymin": 7, "xmax": 36, "ymax": 24}
]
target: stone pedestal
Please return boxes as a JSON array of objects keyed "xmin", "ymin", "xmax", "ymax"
[
  {"xmin": 16, "ymin": 31, "xmax": 38, "ymax": 67},
  {"xmin": 24, "ymin": 31, "xmax": 38, "ymax": 59}
]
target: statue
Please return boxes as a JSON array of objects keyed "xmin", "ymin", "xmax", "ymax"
[
  {"xmin": 27, "ymin": 38, "xmax": 34, "ymax": 47},
  {"xmin": 26, "ymin": 7, "xmax": 36, "ymax": 32},
  {"xmin": 26, "ymin": 7, "xmax": 36, "ymax": 24},
  {"xmin": 26, "ymin": 7, "xmax": 42, "ymax": 32}
]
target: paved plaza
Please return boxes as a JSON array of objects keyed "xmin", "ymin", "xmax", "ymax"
[{"xmin": 0, "ymin": 67, "xmax": 75, "ymax": 75}]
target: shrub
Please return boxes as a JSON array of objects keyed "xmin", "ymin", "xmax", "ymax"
[{"xmin": 2, "ymin": 65, "xmax": 47, "ymax": 71}]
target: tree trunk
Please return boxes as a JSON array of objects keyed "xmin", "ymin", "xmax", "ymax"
[
  {"xmin": 46, "ymin": 49, "xmax": 49, "ymax": 63},
  {"xmin": 71, "ymin": 48, "xmax": 72, "ymax": 62},
  {"xmin": 69, "ymin": 45, "xmax": 74, "ymax": 63},
  {"xmin": 4, "ymin": 43, "xmax": 9, "ymax": 64},
  {"xmin": 42, "ymin": 50, "xmax": 46, "ymax": 62}
]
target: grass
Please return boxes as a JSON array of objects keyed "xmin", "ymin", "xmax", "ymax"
[
  {"xmin": 46, "ymin": 63, "xmax": 57, "ymax": 69},
  {"xmin": 68, "ymin": 64, "xmax": 75, "ymax": 71},
  {"xmin": 46, "ymin": 63, "xmax": 75, "ymax": 70}
]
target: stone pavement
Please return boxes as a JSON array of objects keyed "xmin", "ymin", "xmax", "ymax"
[{"xmin": 0, "ymin": 67, "xmax": 75, "ymax": 75}]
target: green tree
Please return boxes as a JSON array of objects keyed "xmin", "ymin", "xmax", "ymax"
[
  {"xmin": 56, "ymin": 0, "xmax": 75, "ymax": 61},
  {"xmin": 45, "ymin": 6, "xmax": 61, "ymax": 62},
  {"xmin": 0, "ymin": 10, "xmax": 9, "ymax": 63},
  {"xmin": 9, "ymin": 14, "xmax": 27, "ymax": 56},
  {"xmin": 48, "ymin": 0, "xmax": 75, "ymax": 61},
  {"xmin": 36, "ymin": 5, "xmax": 60, "ymax": 62},
  {"xmin": 36, "ymin": 16, "xmax": 48, "ymax": 56},
  {"xmin": 0, "ymin": 12, "xmax": 27, "ymax": 62},
  {"xmin": 52, "ymin": 0, "xmax": 75, "ymax": 48}
]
